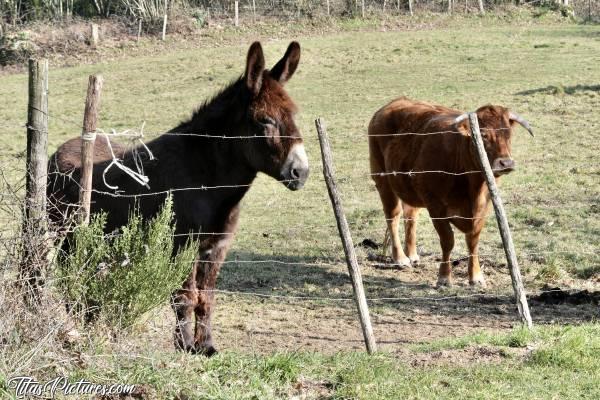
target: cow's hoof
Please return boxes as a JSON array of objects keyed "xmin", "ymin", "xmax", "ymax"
[
  {"xmin": 408, "ymin": 254, "xmax": 420, "ymax": 267},
  {"xmin": 193, "ymin": 345, "xmax": 218, "ymax": 357},
  {"xmin": 469, "ymin": 276, "xmax": 487, "ymax": 288},
  {"xmin": 436, "ymin": 276, "xmax": 453, "ymax": 288},
  {"xmin": 392, "ymin": 257, "xmax": 411, "ymax": 269}
]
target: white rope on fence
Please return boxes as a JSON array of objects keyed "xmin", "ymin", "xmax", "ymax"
[{"xmin": 100, "ymin": 129, "xmax": 153, "ymax": 191}]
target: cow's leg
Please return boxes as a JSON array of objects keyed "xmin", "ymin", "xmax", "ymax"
[
  {"xmin": 465, "ymin": 230, "xmax": 486, "ymax": 287},
  {"xmin": 374, "ymin": 178, "xmax": 410, "ymax": 267},
  {"xmin": 432, "ymin": 218, "xmax": 455, "ymax": 287},
  {"xmin": 172, "ymin": 270, "xmax": 198, "ymax": 352},
  {"xmin": 402, "ymin": 203, "xmax": 421, "ymax": 266}
]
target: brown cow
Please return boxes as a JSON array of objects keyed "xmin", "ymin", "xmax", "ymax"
[{"xmin": 368, "ymin": 97, "xmax": 532, "ymax": 287}]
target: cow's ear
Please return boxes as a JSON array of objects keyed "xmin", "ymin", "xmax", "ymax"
[
  {"xmin": 270, "ymin": 42, "xmax": 301, "ymax": 85},
  {"xmin": 245, "ymin": 42, "xmax": 265, "ymax": 95},
  {"xmin": 453, "ymin": 113, "xmax": 470, "ymax": 133}
]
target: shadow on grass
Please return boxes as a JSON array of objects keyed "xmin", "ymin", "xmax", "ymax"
[
  {"xmin": 218, "ymin": 251, "xmax": 599, "ymax": 326},
  {"xmin": 515, "ymin": 84, "xmax": 600, "ymax": 96}
]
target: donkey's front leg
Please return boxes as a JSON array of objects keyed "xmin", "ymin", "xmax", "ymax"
[
  {"xmin": 172, "ymin": 270, "xmax": 198, "ymax": 352},
  {"xmin": 193, "ymin": 236, "xmax": 232, "ymax": 356}
]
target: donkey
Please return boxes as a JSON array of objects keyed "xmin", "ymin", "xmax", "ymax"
[{"xmin": 47, "ymin": 41, "xmax": 309, "ymax": 355}]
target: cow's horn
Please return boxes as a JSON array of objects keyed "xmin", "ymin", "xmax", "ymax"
[
  {"xmin": 454, "ymin": 113, "xmax": 469, "ymax": 124},
  {"xmin": 509, "ymin": 112, "xmax": 534, "ymax": 137}
]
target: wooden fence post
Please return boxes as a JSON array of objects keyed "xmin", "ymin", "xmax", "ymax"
[
  {"xmin": 90, "ymin": 23, "xmax": 99, "ymax": 47},
  {"xmin": 137, "ymin": 18, "xmax": 142, "ymax": 41},
  {"xmin": 235, "ymin": 1, "xmax": 239, "ymax": 27},
  {"xmin": 162, "ymin": 0, "xmax": 168, "ymax": 41},
  {"xmin": 477, "ymin": 0, "xmax": 485, "ymax": 14},
  {"xmin": 78, "ymin": 75, "xmax": 103, "ymax": 225},
  {"xmin": 315, "ymin": 118, "xmax": 377, "ymax": 354},
  {"xmin": 408, "ymin": 0, "xmax": 414, "ymax": 16},
  {"xmin": 327, "ymin": 0, "xmax": 330, "ymax": 16},
  {"xmin": 22, "ymin": 58, "xmax": 49, "ymax": 305},
  {"xmin": 468, "ymin": 113, "xmax": 532, "ymax": 328}
]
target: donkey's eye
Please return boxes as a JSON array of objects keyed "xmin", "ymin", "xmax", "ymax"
[{"xmin": 258, "ymin": 116, "xmax": 276, "ymax": 126}]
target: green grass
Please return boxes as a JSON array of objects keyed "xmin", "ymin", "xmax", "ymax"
[
  {"xmin": 3, "ymin": 325, "xmax": 596, "ymax": 399},
  {"xmin": 1, "ymin": 14, "xmax": 599, "ymax": 400}
]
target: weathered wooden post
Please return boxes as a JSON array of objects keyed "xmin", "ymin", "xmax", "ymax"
[
  {"xmin": 162, "ymin": 0, "xmax": 169, "ymax": 41},
  {"xmin": 78, "ymin": 75, "xmax": 103, "ymax": 225},
  {"xmin": 90, "ymin": 23, "xmax": 99, "ymax": 47},
  {"xmin": 21, "ymin": 58, "xmax": 49, "ymax": 305},
  {"xmin": 137, "ymin": 18, "xmax": 142, "ymax": 42},
  {"xmin": 408, "ymin": 0, "xmax": 414, "ymax": 16},
  {"xmin": 234, "ymin": 1, "xmax": 239, "ymax": 27},
  {"xmin": 315, "ymin": 118, "xmax": 377, "ymax": 354},
  {"xmin": 327, "ymin": 0, "xmax": 330, "ymax": 16},
  {"xmin": 468, "ymin": 113, "xmax": 532, "ymax": 328},
  {"xmin": 361, "ymin": 0, "xmax": 365, "ymax": 18},
  {"xmin": 477, "ymin": 0, "xmax": 485, "ymax": 14}
]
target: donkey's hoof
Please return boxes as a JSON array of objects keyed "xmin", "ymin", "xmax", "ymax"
[
  {"xmin": 436, "ymin": 276, "xmax": 453, "ymax": 288},
  {"xmin": 174, "ymin": 341, "xmax": 196, "ymax": 353},
  {"xmin": 469, "ymin": 276, "xmax": 487, "ymax": 288},
  {"xmin": 194, "ymin": 345, "xmax": 218, "ymax": 357}
]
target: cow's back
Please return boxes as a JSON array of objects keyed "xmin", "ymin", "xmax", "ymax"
[{"xmin": 368, "ymin": 97, "xmax": 468, "ymax": 208}]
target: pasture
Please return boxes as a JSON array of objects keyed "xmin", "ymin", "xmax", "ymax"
[{"xmin": 1, "ymin": 18, "xmax": 599, "ymax": 399}]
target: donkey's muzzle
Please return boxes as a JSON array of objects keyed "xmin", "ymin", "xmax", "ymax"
[{"xmin": 282, "ymin": 143, "xmax": 309, "ymax": 191}]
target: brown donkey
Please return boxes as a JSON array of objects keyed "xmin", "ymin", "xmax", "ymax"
[
  {"xmin": 368, "ymin": 97, "xmax": 532, "ymax": 287},
  {"xmin": 47, "ymin": 42, "xmax": 309, "ymax": 355}
]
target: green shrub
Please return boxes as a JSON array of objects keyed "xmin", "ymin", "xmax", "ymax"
[
  {"xmin": 0, "ymin": 31, "xmax": 39, "ymax": 66},
  {"xmin": 56, "ymin": 196, "xmax": 197, "ymax": 327}
]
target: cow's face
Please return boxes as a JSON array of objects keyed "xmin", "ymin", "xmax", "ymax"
[{"xmin": 460, "ymin": 105, "xmax": 533, "ymax": 177}]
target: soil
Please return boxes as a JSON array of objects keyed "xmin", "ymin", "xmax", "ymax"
[{"xmin": 128, "ymin": 252, "xmax": 599, "ymax": 360}]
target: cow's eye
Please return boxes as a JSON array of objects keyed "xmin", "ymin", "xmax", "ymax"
[{"xmin": 258, "ymin": 116, "xmax": 276, "ymax": 126}]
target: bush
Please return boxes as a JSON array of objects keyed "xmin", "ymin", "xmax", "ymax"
[
  {"xmin": 0, "ymin": 31, "xmax": 39, "ymax": 66},
  {"xmin": 56, "ymin": 196, "xmax": 197, "ymax": 327}
]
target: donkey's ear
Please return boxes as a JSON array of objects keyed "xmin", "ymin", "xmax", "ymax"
[
  {"xmin": 270, "ymin": 41, "xmax": 301, "ymax": 85},
  {"xmin": 245, "ymin": 42, "xmax": 265, "ymax": 95}
]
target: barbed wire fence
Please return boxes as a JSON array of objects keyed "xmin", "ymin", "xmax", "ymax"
[{"xmin": 1, "ymin": 59, "xmax": 599, "ymax": 375}]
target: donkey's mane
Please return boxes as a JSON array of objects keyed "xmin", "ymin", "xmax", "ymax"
[{"xmin": 169, "ymin": 76, "xmax": 249, "ymax": 137}]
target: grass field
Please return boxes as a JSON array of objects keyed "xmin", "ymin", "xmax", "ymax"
[{"xmin": 1, "ymin": 15, "xmax": 599, "ymax": 399}]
